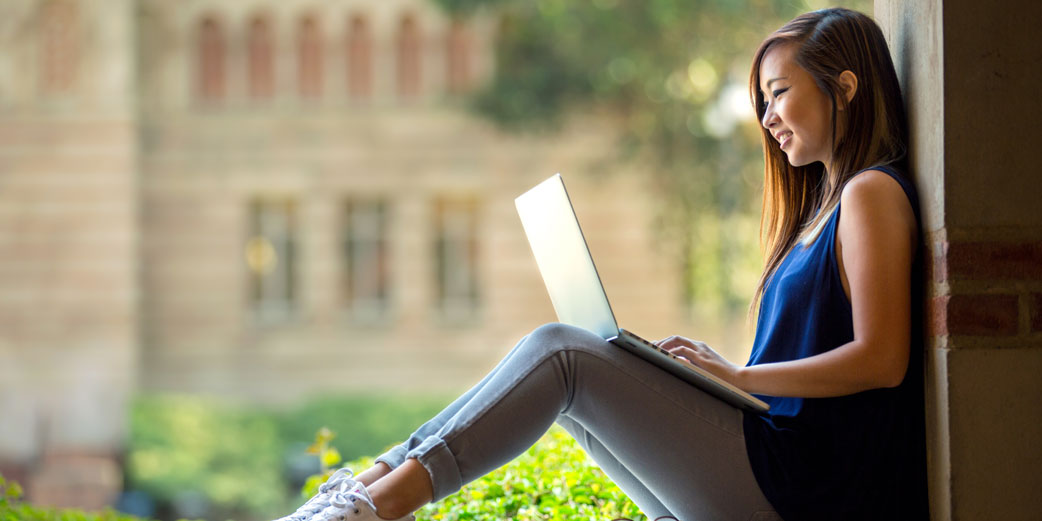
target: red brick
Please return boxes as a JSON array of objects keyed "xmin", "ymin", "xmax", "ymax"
[
  {"xmin": 947, "ymin": 294, "xmax": 1019, "ymax": 336},
  {"xmin": 1032, "ymin": 293, "xmax": 1042, "ymax": 333},
  {"xmin": 0, "ymin": 461, "xmax": 30, "ymax": 492},
  {"xmin": 927, "ymin": 295, "xmax": 950, "ymax": 337},
  {"xmin": 931, "ymin": 253, "xmax": 949, "ymax": 283},
  {"xmin": 28, "ymin": 453, "xmax": 121, "ymax": 510},
  {"xmin": 947, "ymin": 241, "xmax": 1042, "ymax": 281},
  {"xmin": 927, "ymin": 239, "xmax": 949, "ymax": 283}
]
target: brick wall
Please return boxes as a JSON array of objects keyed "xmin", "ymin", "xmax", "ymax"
[
  {"xmin": 928, "ymin": 237, "xmax": 1042, "ymax": 341},
  {"xmin": 878, "ymin": 0, "xmax": 1042, "ymax": 519}
]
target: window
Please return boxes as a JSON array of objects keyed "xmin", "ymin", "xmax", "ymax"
[
  {"xmin": 247, "ymin": 15, "xmax": 275, "ymax": 99},
  {"xmin": 39, "ymin": 0, "xmax": 79, "ymax": 95},
  {"xmin": 297, "ymin": 15, "xmax": 323, "ymax": 99},
  {"xmin": 343, "ymin": 199, "xmax": 390, "ymax": 321},
  {"xmin": 346, "ymin": 14, "xmax": 372, "ymax": 100},
  {"xmin": 197, "ymin": 16, "xmax": 225, "ymax": 102},
  {"xmin": 446, "ymin": 19, "xmax": 471, "ymax": 94},
  {"xmin": 396, "ymin": 14, "xmax": 421, "ymax": 99},
  {"xmin": 246, "ymin": 199, "xmax": 297, "ymax": 321},
  {"xmin": 433, "ymin": 197, "xmax": 480, "ymax": 321}
]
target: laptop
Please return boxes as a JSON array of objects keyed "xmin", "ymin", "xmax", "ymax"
[{"xmin": 515, "ymin": 173, "xmax": 769, "ymax": 414}]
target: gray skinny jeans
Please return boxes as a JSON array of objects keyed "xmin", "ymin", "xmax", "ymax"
[{"xmin": 375, "ymin": 323, "xmax": 779, "ymax": 520}]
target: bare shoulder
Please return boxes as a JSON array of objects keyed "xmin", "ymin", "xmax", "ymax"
[
  {"xmin": 841, "ymin": 169, "xmax": 914, "ymax": 221},
  {"xmin": 842, "ymin": 169, "xmax": 906, "ymax": 204},
  {"xmin": 839, "ymin": 169, "xmax": 917, "ymax": 243}
]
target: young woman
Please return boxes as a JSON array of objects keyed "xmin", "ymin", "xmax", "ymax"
[{"xmin": 274, "ymin": 8, "xmax": 928, "ymax": 521}]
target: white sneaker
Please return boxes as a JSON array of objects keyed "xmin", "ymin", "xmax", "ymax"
[
  {"xmin": 313, "ymin": 482, "xmax": 415, "ymax": 521},
  {"xmin": 274, "ymin": 468, "xmax": 360, "ymax": 521}
]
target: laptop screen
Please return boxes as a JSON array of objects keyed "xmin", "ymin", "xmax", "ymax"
[{"xmin": 515, "ymin": 174, "xmax": 620, "ymax": 339}]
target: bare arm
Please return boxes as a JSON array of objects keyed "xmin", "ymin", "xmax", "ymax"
[{"xmin": 658, "ymin": 170, "xmax": 918, "ymax": 398}]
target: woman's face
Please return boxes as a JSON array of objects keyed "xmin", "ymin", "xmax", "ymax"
[{"xmin": 758, "ymin": 42, "xmax": 835, "ymax": 168}]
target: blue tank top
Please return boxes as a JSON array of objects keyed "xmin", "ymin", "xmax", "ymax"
[{"xmin": 743, "ymin": 166, "xmax": 928, "ymax": 520}]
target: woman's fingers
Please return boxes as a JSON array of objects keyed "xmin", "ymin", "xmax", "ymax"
[
  {"xmin": 655, "ymin": 337, "xmax": 713, "ymax": 360},
  {"xmin": 654, "ymin": 335, "xmax": 695, "ymax": 349},
  {"xmin": 652, "ymin": 340, "xmax": 736, "ymax": 385}
]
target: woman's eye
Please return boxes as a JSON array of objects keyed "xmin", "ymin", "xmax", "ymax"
[{"xmin": 772, "ymin": 87, "xmax": 789, "ymax": 98}]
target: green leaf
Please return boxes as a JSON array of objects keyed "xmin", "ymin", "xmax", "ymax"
[
  {"xmin": 302, "ymin": 472, "xmax": 330, "ymax": 498},
  {"xmin": 321, "ymin": 447, "xmax": 342, "ymax": 468},
  {"xmin": 316, "ymin": 426, "xmax": 335, "ymax": 443}
]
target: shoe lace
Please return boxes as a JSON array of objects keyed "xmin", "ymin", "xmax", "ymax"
[
  {"xmin": 325, "ymin": 483, "xmax": 375, "ymax": 518},
  {"xmin": 280, "ymin": 468, "xmax": 358, "ymax": 521}
]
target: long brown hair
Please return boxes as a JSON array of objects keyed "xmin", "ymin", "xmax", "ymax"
[{"xmin": 749, "ymin": 8, "xmax": 908, "ymax": 312}]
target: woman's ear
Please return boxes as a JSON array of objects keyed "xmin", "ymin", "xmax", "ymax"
[{"xmin": 838, "ymin": 70, "xmax": 858, "ymax": 105}]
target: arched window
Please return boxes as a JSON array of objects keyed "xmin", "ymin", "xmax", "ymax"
[
  {"xmin": 446, "ymin": 19, "xmax": 471, "ymax": 94},
  {"xmin": 247, "ymin": 14, "xmax": 275, "ymax": 99},
  {"xmin": 396, "ymin": 14, "xmax": 421, "ymax": 99},
  {"xmin": 40, "ymin": 0, "xmax": 79, "ymax": 95},
  {"xmin": 346, "ymin": 14, "xmax": 372, "ymax": 100},
  {"xmin": 297, "ymin": 15, "xmax": 323, "ymax": 99},
  {"xmin": 197, "ymin": 16, "xmax": 225, "ymax": 102}
]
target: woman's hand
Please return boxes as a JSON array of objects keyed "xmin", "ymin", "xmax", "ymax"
[{"xmin": 654, "ymin": 336, "xmax": 740, "ymax": 388}]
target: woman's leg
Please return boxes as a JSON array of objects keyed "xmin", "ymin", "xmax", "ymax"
[
  {"xmin": 367, "ymin": 323, "xmax": 776, "ymax": 520},
  {"xmin": 554, "ymin": 368, "xmax": 774, "ymax": 520},
  {"xmin": 366, "ymin": 334, "xmax": 533, "ymax": 479},
  {"xmin": 555, "ymin": 416, "xmax": 672, "ymax": 518}
]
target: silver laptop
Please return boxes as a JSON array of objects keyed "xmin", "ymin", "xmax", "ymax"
[{"xmin": 515, "ymin": 173, "xmax": 769, "ymax": 414}]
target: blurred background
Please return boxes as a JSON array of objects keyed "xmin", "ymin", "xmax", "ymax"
[{"xmin": 0, "ymin": 0, "xmax": 868, "ymax": 519}]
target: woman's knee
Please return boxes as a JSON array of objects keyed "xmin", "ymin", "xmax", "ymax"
[{"xmin": 523, "ymin": 322, "xmax": 606, "ymax": 358}]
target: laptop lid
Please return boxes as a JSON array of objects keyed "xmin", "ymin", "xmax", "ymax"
[
  {"xmin": 516, "ymin": 174, "xmax": 770, "ymax": 414},
  {"xmin": 514, "ymin": 174, "xmax": 620, "ymax": 339}
]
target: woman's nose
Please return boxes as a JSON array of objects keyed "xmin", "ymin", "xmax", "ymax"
[{"xmin": 761, "ymin": 104, "xmax": 777, "ymax": 129}]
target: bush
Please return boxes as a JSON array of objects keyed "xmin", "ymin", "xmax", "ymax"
[
  {"xmin": 127, "ymin": 395, "xmax": 285, "ymax": 519},
  {"xmin": 416, "ymin": 426, "xmax": 646, "ymax": 520},
  {"xmin": 126, "ymin": 394, "xmax": 451, "ymax": 520},
  {"xmin": 0, "ymin": 474, "xmax": 145, "ymax": 521},
  {"xmin": 277, "ymin": 395, "xmax": 453, "ymax": 463},
  {"xmin": 305, "ymin": 426, "xmax": 647, "ymax": 521},
  {"xmin": 122, "ymin": 394, "xmax": 648, "ymax": 520},
  {"xmin": 5, "ymin": 422, "xmax": 647, "ymax": 521}
]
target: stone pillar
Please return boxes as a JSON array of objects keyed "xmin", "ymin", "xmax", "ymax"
[
  {"xmin": 875, "ymin": 0, "xmax": 1042, "ymax": 519},
  {"xmin": 0, "ymin": 0, "xmax": 138, "ymax": 508}
]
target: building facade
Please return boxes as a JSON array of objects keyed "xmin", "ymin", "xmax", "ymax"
[{"xmin": 0, "ymin": 0, "xmax": 698, "ymax": 506}]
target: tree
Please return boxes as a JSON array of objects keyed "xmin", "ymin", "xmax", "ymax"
[{"xmin": 436, "ymin": 0, "xmax": 872, "ymax": 315}]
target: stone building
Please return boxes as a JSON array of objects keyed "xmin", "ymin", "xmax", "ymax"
[{"xmin": 0, "ymin": 0, "xmax": 698, "ymax": 507}]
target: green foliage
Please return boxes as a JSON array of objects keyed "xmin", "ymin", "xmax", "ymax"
[
  {"xmin": 305, "ymin": 426, "xmax": 647, "ymax": 521},
  {"xmin": 300, "ymin": 427, "xmax": 343, "ymax": 499},
  {"xmin": 126, "ymin": 394, "xmax": 450, "ymax": 519},
  {"xmin": 308, "ymin": 427, "xmax": 343, "ymax": 471},
  {"xmin": 417, "ymin": 427, "xmax": 646, "ymax": 521},
  {"xmin": 434, "ymin": 0, "xmax": 512, "ymax": 15},
  {"xmin": 127, "ymin": 395, "xmax": 285, "ymax": 518},
  {"xmin": 432, "ymin": 0, "xmax": 873, "ymax": 314},
  {"xmin": 278, "ymin": 395, "xmax": 451, "ymax": 463},
  {"xmin": 0, "ymin": 474, "xmax": 144, "ymax": 521}
]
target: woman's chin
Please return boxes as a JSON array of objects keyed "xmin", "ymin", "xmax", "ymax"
[{"xmin": 784, "ymin": 153, "xmax": 814, "ymax": 168}]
